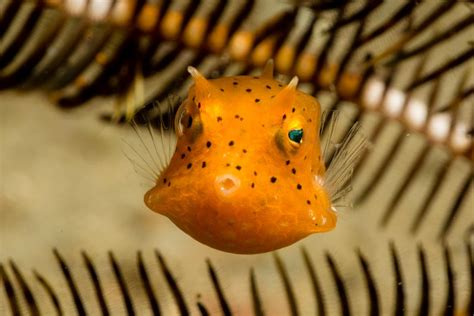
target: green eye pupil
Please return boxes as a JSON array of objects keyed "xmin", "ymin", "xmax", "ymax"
[{"xmin": 288, "ymin": 129, "xmax": 303, "ymax": 144}]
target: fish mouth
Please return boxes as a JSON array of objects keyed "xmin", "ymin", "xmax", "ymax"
[{"xmin": 144, "ymin": 187, "xmax": 158, "ymax": 212}]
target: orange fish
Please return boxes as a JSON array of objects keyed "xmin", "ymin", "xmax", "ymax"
[{"xmin": 142, "ymin": 61, "xmax": 365, "ymax": 254}]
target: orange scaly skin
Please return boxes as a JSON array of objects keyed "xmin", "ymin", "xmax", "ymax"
[{"xmin": 145, "ymin": 65, "xmax": 337, "ymax": 254}]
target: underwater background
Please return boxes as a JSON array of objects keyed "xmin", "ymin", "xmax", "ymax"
[{"xmin": 1, "ymin": 0, "xmax": 472, "ymax": 315}]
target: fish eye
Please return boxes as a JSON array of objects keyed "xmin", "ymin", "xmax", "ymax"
[
  {"xmin": 288, "ymin": 129, "xmax": 303, "ymax": 144},
  {"xmin": 175, "ymin": 103, "xmax": 189, "ymax": 136},
  {"xmin": 175, "ymin": 99, "xmax": 203, "ymax": 141}
]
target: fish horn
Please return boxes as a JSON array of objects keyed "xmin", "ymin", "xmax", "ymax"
[
  {"xmin": 187, "ymin": 66, "xmax": 215, "ymax": 102},
  {"xmin": 272, "ymin": 76, "xmax": 299, "ymax": 109},
  {"xmin": 287, "ymin": 76, "xmax": 299, "ymax": 89},
  {"xmin": 261, "ymin": 59, "xmax": 274, "ymax": 79}
]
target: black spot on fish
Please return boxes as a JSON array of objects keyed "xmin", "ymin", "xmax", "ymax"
[
  {"xmin": 217, "ymin": 116, "xmax": 223, "ymax": 122},
  {"xmin": 270, "ymin": 177, "xmax": 277, "ymax": 183},
  {"xmin": 286, "ymin": 160, "xmax": 290, "ymax": 165},
  {"xmin": 266, "ymin": 85, "xmax": 271, "ymax": 89},
  {"xmin": 255, "ymin": 98, "xmax": 260, "ymax": 103},
  {"xmin": 292, "ymin": 168, "xmax": 296, "ymax": 174},
  {"xmin": 306, "ymin": 200, "xmax": 311, "ymax": 205},
  {"xmin": 229, "ymin": 140, "xmax": 234, "ymax": 146},
  {"xmin": 251, "ymin": 183, "xmax": 255, "ymax": 188},
  {"xmin": 246, "ymin": 88, "xmax": 252, "ymax": 93},
  {"xmin": 206, "ymin": 141, "xmax": 212, "ymax": 148},
  {"xmin": 187, "ymin": 163, "xmax": 192, "ymax": 169},
  {"xmin": 202, "ymin": 161, "xmax": 207, "ymax": 168},
  {"xmin": 236, "ymin": 166, "xmax": 242, "ymax": 170},
  {"xmin": 181, "ymin": 153, "xmax": 186, "ymax": 159},
  {"xmin": 297, "ymin": 184, "xmax": 302, "ymax": 190}
]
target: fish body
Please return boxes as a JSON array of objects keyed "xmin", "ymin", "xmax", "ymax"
[{"xmin": 144, "ymin": 62, "xmax": 337, "ymax": 254}]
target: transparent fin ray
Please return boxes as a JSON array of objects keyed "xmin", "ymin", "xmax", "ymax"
[
  {"xmin": 320, "ymin": 111, "xmax": 369, "ymax": 206},
  {"xmin": 122, "ymin": 98, "xmax": 177, "ymax": 183}
]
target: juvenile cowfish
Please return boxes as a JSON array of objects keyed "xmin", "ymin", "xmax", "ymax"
[{"xmin": 144, "ymin": 61, "xmax": 363, "ymax": 254}]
